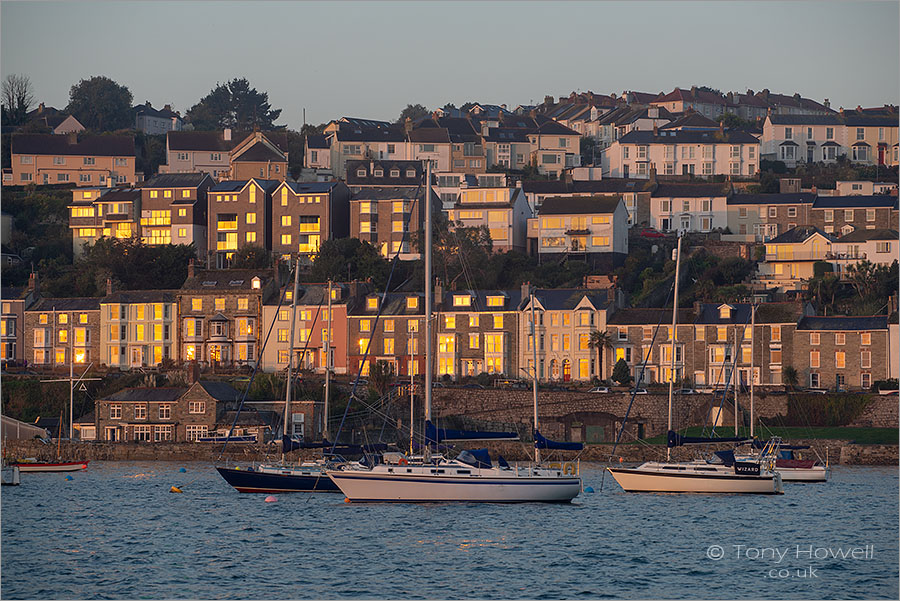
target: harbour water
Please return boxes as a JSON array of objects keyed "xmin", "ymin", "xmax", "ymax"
[{"xmin": 1, "ymin": 461, "xmax": 897, "ymax": 600}]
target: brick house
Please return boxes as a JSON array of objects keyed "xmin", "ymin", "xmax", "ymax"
[
  {"xmin": 140, "ymin": 173, "xmax": 215, "ymax": 252},
  {"xmin": 207, "ymin": 179, "xmax": 279, "ymax": 268},
  {"xmin": 809, "ymin": 196, "xmax": 899, "ymax": 236},
  {"xmin": 24, "ymin": 297, "xmax": 101, "ymax": 369},
  {"xmin": 68, "ymin": 187, "xmax": 143, "ymax": 257},
  {"xmin": 271, "ymin": 181, "xmax": 351, "ymax": 263},
  {"xmin": 12, "ymin": 133, "xmax": 136, "ymax": 187},
  {"xmin": 350, "ymin": 186, "xmax": 435, "ymax": 260},
  {"xmin": 177, "ymin": 266, "xmax": 279, "ymax": 368},
  {"xmin": 347, "ymin": 288, "xmax": 425, "ymax": 379}
]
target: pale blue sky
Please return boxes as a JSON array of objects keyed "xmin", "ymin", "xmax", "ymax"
[{"xmin": 2, "ymin": 1, "xmax": 898, "ymax": 130}]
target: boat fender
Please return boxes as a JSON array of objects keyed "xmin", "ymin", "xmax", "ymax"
[
  {"xmin": 563, "ymin": 462, "xmax": 576, "ymax": 476},
  {"xmin": 170, "ymin": 486, "xmax": 183, "ymax": 493},
  {"xmin": 398, "ymin": 457, "xmax": 408, "ymax": 466}
]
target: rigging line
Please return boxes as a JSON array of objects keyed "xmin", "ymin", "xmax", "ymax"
[
  {"xmin": 216, "ymin": 262, "xmax": 294, "ymax": 463},
  {"xmin": 708, "ymin": 311, "xmax": 753, "ymax": 440},
  {"xmin": 330, "ymin": 172, "xmax": 424, "ymax": 454},
  {"xmin": 599, "ymin": 280, "xmax": 677, "ymax": 492}
]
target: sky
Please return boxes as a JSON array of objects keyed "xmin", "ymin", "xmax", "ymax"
[{"xmin": 2, "ymin": 1, "xmax": 898, "ymax": 131}]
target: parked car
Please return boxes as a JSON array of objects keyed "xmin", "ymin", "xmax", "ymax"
[
  {"xmin": 630, "ymin": 388, "xmax": 649, "ymax": 395},
  {"xmin": 588, "ymin": 387, "xmax": 610, "ymax": 394},
  {"xmin": 676, "ymin": 388, "xmax": 696, "ymax": 395},
  {"xmin": 640, "ymin": 228, "xmax": 665, "ymax": 239},
  {"xmin": 463, "ymin": 383, "xmax": 485, "ymax": 390},
  {"xmin": 805, "ymin": 388, "xmax": 828, "ymax": 394}
]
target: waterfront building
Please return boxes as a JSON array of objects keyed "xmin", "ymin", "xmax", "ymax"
[
  {"xmin": 207, "ymin": 179, "xmax": 279, "ymax": 268},
  {"xmin": 23, "ymin": 297, "xmax": 101, "ymax": 369},
  {"xmin": 794, "ymin": 315, "xmax": 890, "ymax": 391},
  {"xmin": 346, "ymin": 288, "xmax": 425, "ymax": 378},
  {"xmin": 259, "ymin": 283, "xmax": 351, "ymax": 375},
  {"xmin": 176, "ymin": 266, "xmax": 279, "ymax": 368},
  {"xmin": 99, "ymin": 289, "xmax": 178, "ymax": 369},
  {"xmin": 520, "ymin": 287, "xmax": 614, "ymax": 382}
]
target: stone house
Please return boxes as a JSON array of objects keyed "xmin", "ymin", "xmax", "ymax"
[
  {"xmin": 809, "ymin": 196, "xmax": 899, "ymax": 236},
  {"xmin": 725, "ymin": 192, "xmax": 816, "ymax": 242},
  {"xmin": 24, "ymin": 297, "xmax": 101, "ymax": 369},
  {"xmin": 347, "ymin": 288, "xmax": 425, "ymax": 379},
  {"xmin": 794, "ymin": 316, "xmax": 889, "ymax": 391},
  {"xmin": 100, "ymin": 290, "xmax": 178, "ymax": 369}
]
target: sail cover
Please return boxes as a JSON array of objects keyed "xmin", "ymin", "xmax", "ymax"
[
  {"xmin": 667, "ymin": 430, "xmax": 750, "ymax": 448},
  {"xmin": 425, "ymin": 420, "xmax": 518, "ymax": 444},
  {"xmin": 534, "ymin": 430, "xmax": 584, "ymax": 451},
  {"xmin": 458, "ymin": 449, "xmax": 493, "ymax": 469}
]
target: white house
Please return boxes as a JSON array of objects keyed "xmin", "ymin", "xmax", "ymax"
[
  {"xmin": 527, "ymin": 195, "xmax": 628, "ymax": 262},
  {"xmin": 650, "ymin": 182, "xmax": 731, "ymax": 233}
]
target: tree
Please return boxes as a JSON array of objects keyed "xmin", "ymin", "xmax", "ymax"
[
  {"xmin": 783, "ymin": 366, "xmax": 799, "ymax": 391},
  {"xmin": 397, "ymin": 103, "xmax": 429, "ymax": 124},
  {"xmin": 612, "ymin": 359, "xmax": 632, "ymax": 387},
  {"xmin": 230, "ymin": 244, "xmax": 271, "ymax": 269},
  {"xmin": 67, "ymin": 76, "xmax": 133, "ymax": 131},
  {"xmin": 309, "ymin": 238, "xmax": 392, "ymax": 290},
  {"xmin": 716, "ymin": 112, "xmax": 751, "ymax": 131},
  {"xmin": 2, "ymin": 74, "xmax": 34, "ymax": 126},
  {"xmin": 588, "ymin": 330, "xmax": 613, "ymax": 381},
  {"xmin": 806, "ymin": 274, "xmax": 841, "ymax": 314},
  {"xmin": 580, "ymin": 136, "xmax": 597, "ymax": 165},
  {"xmin": 369, "ymin": 360, "xmax": 395, "ymax": 397},
  {"xmin": 186, "ymin": 78, "xmax": 281, "ymax": 131}
]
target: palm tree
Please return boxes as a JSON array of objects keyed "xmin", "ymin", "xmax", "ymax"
[
  {"xmin": 589, "ymin": 329, "xmax": 613, "ymax": 382},
  {"xmin": 783, "ymin": 365, "xmax": 799, "ymax": 391}
]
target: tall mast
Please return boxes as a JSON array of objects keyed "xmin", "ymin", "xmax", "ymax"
[
  {"xmin": 530, "ymin": 291, "xmax": 540, "ymax": 464},
  {"xmin": 734, "ymin": 324, "xmax": 739, "ymax": 436},
  {"xmin": 424, "ymin": 161, "xmax": 433, "ymax": 429},
  {"xmin": 323, "ymin": 280, "xmax": 332, "ymax": 441},
  {"xmin": 282, "ymin": 259, "xmax": 301, "ymax": 463},
  {"xmin": 69, "ymin": 312, "xmax": 74, "ymax": 440},
  {"xmin": 750, "ymin": 302, "xmax": 756, "ymax": 438},
  {"xmin": 666, "ymin": 234, "xmax": 682, "ymax": 462}
]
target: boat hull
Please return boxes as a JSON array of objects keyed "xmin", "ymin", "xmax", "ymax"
[
  {"xmin": 607, "ymin": 464, "xmax": 783, "ymax": 494},
  {"xmin": 216, "ymin": 466, "xmax": 339, "ymax": 493},
  {"xmin": 327, "ymin": 468, "xmax": 581, "ymax": 503},
  {"xmin": 778, "ymin": 466, "xmax": 829, "ymax": 482},
  {"xmin": 13, "ymin": 461, "xmax": 89, "ymax": 473}
]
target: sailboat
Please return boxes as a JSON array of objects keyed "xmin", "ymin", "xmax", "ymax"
[
  {"xmin": 216, "ymin": 265, "xmax": 340, "ymax": 493},
  {"xmin": 325, "ymin": 161, "xmax": 582, "ymax": 503},
  {"xmin": 606, "ymin": 235, "xmax": 784, "ymax": 495},
  {"xmin": 9, "ymin": 412, "xmax": 89, "ymax": 473}
]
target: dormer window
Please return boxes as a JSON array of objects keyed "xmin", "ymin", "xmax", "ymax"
[
  {"xmin": 718, "ymin": 304, "xmax": 733, "ymax": 319},
  {"xmin": 357, "ymin": 169, "xmax": 367, "ymax": 177},
  {"xmin": 452, "ymin": 295, "xmax": 471, "ymax": 307},
  {"xmin": 406, "ymin": 170, "xmax": 416, "ymax": 178},
  {"xmin": 390, "ymin": 169, "xmax": 400, "ymax": 178},
  {"xmin": 366, "ymin": 296, "xmax": 379, "ymax": 310},
  {"xmin": 251, "ymin": 277, "xmax": 261, "ymax": 290},
  {"xmin": 406, "ymin": 296, "xmax": 419, "ymax": 309},
  {"xmin": 331, "ymin": 288, "xmax": 340, "ymax": 300},
  {"xmin": 486, "ymin": 296, "xmax": 505, "ymax": 307},
  {"xmin": 374, "ymin": 169, "xmax": 383, "ymax": 177}
]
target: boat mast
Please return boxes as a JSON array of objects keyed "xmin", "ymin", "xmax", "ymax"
[
  {"xmin": 750, "ymin": 301, "xmax": 756, "ymax": 438},
  {"xmin": 530, "ymin": 291, "xmax": 540, "ymax": 464},
  {"xmin": 324, "ymin": 280, "xmax": 332, "ymax": 441},
  {"xmin": 424, "ymin": 160, "xmax": 433, "ymax": 455},
  {"xmin": 734, "ymin": 324, "xmax": 739, "ymax": 436},
  {"xmin": 69, "ymin": 314, "xmax": 73, "ymax": 440},
  {"xmin": 409, "ymin": 328, "xmax": 415, "ymax": 455},
  {"xmin": 283, "ymin": 258, "xmax": 301, "ymax": 463},
  {"xmin": 666, "ymin": 234, "xmax": 683, "ymax": 462}
]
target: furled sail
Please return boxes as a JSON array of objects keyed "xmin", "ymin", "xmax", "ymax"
[
  {"xmin": 425, "ymin": 420, "xmax": 518, "ymax": 444},
  {"xmin": 534, "ymin": 430, "xmax": 584, "ymax": 451}
]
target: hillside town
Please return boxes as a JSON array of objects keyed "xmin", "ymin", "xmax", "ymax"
[{"xmin": 2, "ymin": 79, "xmax": 898, "ymax": 444}]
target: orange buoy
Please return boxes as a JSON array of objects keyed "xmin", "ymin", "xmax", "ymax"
[
  {"xmin": 344, "ymin": 497, "xmax": 351, "ymax": 503},
  {"xmin": 170, "ymin": 486, "xmax": 183, "ymax": 493}
]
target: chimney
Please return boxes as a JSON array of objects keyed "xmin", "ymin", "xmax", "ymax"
[
  {"xmin": 27, "ymin": 271, "xmax": 39, "ymax": 295},
  {"xmin": 653, "ymin": 124, "xmax": 658, "ymax": 136},
  {"xmin": 38, "ymin": 102, "xmax": 45, "ymax": 113},
  {"xmin": 691, "ymin": 86, "xmax": 697, "ymax": 98},
  {"xmin": 856, "ymin": 105, "xmax": 863, "ymax": 113},
  {"xmin": 761, "ymin": 89, "xmax": 770, "ymax": 101},
  {"xmin": 106, "ymin": 278, "xmax": 113, "ymax": 296},
  {"xmin": 694, "ymin": 300, "xmax": 702, "ymax": 314},
  {"xmin": 824, "ymin": 99, "xmax": 830, "ymax": 109},
  {"xmin": 794, "ymin": 93, "xmax": 801, "ymax": 101},
  {"xmin": 403, "ymin": 117, "xmax": 413, "ymax": 135},
  {"xmin": 521, "ymin": 281, "xmax": 531, "ymax": 301},
  {"xmin": 67, "ymin": 132, "xmax": 77, "ymax": 145},
  {"xmin": 164, "ymin": 104, "xmax": 172, "ymax": 112},
  {"xmin": 191, "ymin": 360, "xmax": 201, "ymax": 384},
  {"xmin": 500, "ymin": 104, "xmax": 507, "ymax": 110},
  {"xmin": 224, "ymin": 128, "xmax": 232, "ymax": 141},
  {"xmin": 349, "ymin": 279, "xmax": 359, "ymax": 300},
  {"xmin": 187, "ymin": 259, "xmax": 195, "ymax": 280},
  {"xmin": 727, "ymin": 91, "xmax": 734, "ymax": 104},
  {"xmin": 434, "ymin": 280, "xmax": 443, "ymax": 307},
  {"xmin": 719, "ymin": 120, "xmax": 725, "ymax": 134}
]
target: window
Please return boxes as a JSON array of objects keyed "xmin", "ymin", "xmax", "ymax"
[
  {"xmin": 360, "ymin": 319, "xmax": 372, "ymax": 333},
  {"xmin": 810, "ymin": 350, "xmax": 820, "ymax": 368},
  {"xmin": 835, "ymin": 333, "xmax": 845, "ymax": 345},
  {"xmin": 110, "ymin": 404, "xmax": 122, "ymax": 419},
  {"xmin": 810, "ymin": 373, "xmax": 820, "ymax": 388},
  {"xmin": 383, "ymin": 338, "xmax": 394, "ymax": 355},
  {"xmin": 189, "ymin": 401, "xmax": 205, "ymax": 414},
  {"xmin": 770, "ymin": 349, "xmax": 782, "ymax": 364},
  {"xmin": 867, "ymin": 209, "xmax": 876, "ymax": 222},
  {"xmin": 861, "ymin": 332, "xmax": 871, "ymax": 346},
  {"xmin": 215, "ymin": 298, "xmax": 225, "ymax": 311},
  {"xmin": 366, "ymin": 297, "xmax": 378, "ymax": 310},
  {"xmin": 771, "ymin": 325, "xmax": 781, "ymax": 342},
  {"xmin": 826, "ymin": 127, "xmax": 834, "ymax": 140},
  {"xmin": 856, "ymin": 127, "xmax": 865, "ymax": 141},
  {"xmin": 158, "ymin": 404, "xmax": 171, "ymax": 420},
  {"xmin": 784, "ymin": 127, "xmax": 793, "ymax": 140},
  {"xmin": 281, "ymin": 234, "xmax": 292, "ymax": 245},
  {"xmin": 406, "ymin": 296, "xmax": 418, "ymax": 310},
  {"xmin": 861, "ymin": 373, "xmax": 871, "ymax": 389},
  {"xmin": 53, "ymin": 156, "xmax": 66, "ymax": 165},
  {"xmin": 186, "ymin": 425, "xmax": 208, "ymax": 441},
  {"xmin": 493, "ymin": 314, "xmax": 503, "ymax": 329},
  {"xmin": 810, "ymin": 333, "xmax": 820, "ymax": 345},
  {"xmin": 852, "ymin": 145, "xmax": 868, "ymax": 162},
  {"xmin": 135, "ymin": 404, "xmax": 147, "ymax": 420},
  {"xmin": 408, "ymin": 319, "xmax": 419, "ymax": 333},
  {"xmin": 445, "ymin": 315, "xmax": 456, "ymax": 329},
  {"xmin": 642, "ymin": 327, "xmax": 652, "ymax": 340},
  {"xmin": 469, "ymin": 314, "xmax": 479, "ymax": 327},
  {"xmin": 717, "ymin": 327, "xmax": 728, "ymax": 341},
  {"xmin": 876, "ymin": 241, "xmax": 891, "ymax": 253},
  {"xmin": 469, "ymin": 333, "xmax": 480, "ymax": 349},
  {"xmin": 861, "ymin": 351, "xmax": 871, "ymax": 369},
  {"xmin": 844, "ymin": 209, "xmax": 854, "ymax": 222},
  {"xmin": 835, "ymin": 351, "xmax": 845, "ymax": 369},
  {"xmin": 824, "ymin": 210, "xmax": 833, "ymax": 223}
]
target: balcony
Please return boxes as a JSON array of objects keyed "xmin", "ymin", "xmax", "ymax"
[
  {"xmin": 565, "ymin": 229, "xmax": 590, "ymax": 236},
  {"xmin": 764, "ymin": 252, "xmax": 828, "ymax": 261}
]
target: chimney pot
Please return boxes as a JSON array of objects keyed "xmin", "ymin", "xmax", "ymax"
[
  {"xmin": 224, "ymin": 128, "xmax": 232, "ymax": 141},
  {"xmin": 106, "ymin": 278, "xmax": 113, "ymax": 296},
  {"xmin": 187, "ymin": 259, "xmax": 195, "ymax": 279}
]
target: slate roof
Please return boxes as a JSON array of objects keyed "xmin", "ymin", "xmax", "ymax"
[
  {"xmin": 281, "ymin": 181, "xmax": 340, "ymax": 194},
  {"xmin": 28, "ymin": 297, "xmax": 101, "ymax": 312},
  {"xmin": 349, "ymin": 292, "xmax": 425, "ymax": 317},
  {"xmin": 346, "ymin": 160, "xmax": 424, "ymax": 186},
  {"xmin": 608, "ymin": 308, "xmax": 695, "ymax": 325},
  {"xmin": 619, "ymin": 129, "xmax": 759, "ymax": 144},
  {"xmin": 834, "ymin": 228, "xmax": 898, "ymax": 242},
  {"xmin": 654, "ymin": 88, "xmax": 728, "ymax": 106},
  {"xmin": 528, "ymin": 288, "xmax": 610, "ymax": 312},
  {"xmin": 180, "ymin": 269, "xmax": 272, "ymax": 291},
  {"xmin": 102, "ymin": 290, "xmax": 177, "ymax": 304},
  {"xmin": 12, "ymin": 134, "xmax": 135, "ymax": 156},
  {"xmin": 408, "ymin": 128, "xmax": 451, "ymax": 143},
  {"xmin": 538, "ymin": 195, "xmax": 622, "ymax": 215},
  {"xmin": 761, "ymin": 92, "xmax": 833, "ymax": 113},
  {"xmin": 728, "ymin": 193, "xmax": 816, "ymax": 205},
  {"xmin": 652, "ymin": 183, "xmax": 731, "ymax": 198},
  {"xmin": 103, "ymin": 387, "xmax": 188, "ymax": 402},
  {"xmin": 305, "ymin": 134, "xmax": 329, "ymax": 149},
  {"xmin": 197, "ymin": 381, "xmax": 242, "ymax": 402},
  {"xmin": 523, "ymin": 178, "xmax": 655, "ymax": 196},
  {"xmin": 142, "ymin": 173, "xmax": 212, "ymax": 189},
  {"xmin": 766, "ymin": 114, "xmax": 843, "ymax": 126},
  {"xmin": 482, "ymin": 128, "xmax": 531, "ymax": 143},
  {"xmin": 768, "ymin": 226, "xmax": 835, "ymax": 244},
  {"xmin": 534, "ymin": 120, "xmax": 580, "ymax": 136},
  {"xmin": 134, "ymin": 104, "xmax": 180, "ymax": 119},
  {"xmin": 95, "ymin": 188, "xmax": 142, "ymax": 202},
  {"xmin": 232, "ymin": 141, "xmax": 286, "ymax": 162},
  {"xmin": 694, "ymin": 302, "xmax": 806, "ymax": 325},
  {"xmin": 209, "ymin": 179, "xmax": 280, "ymax": 194},
  {"xmin": 812, "ymin": 196, "xmax": 898, "ymax": 209},
  {"xmin": 797, "ymin": 316, "xmax": 888, "ymax": 331},
  {"xmin": 350, "ymin": 186, "xmax": 428, "ymax": 201},
  {"xmin": 167, "ymin": 131, "xmax": 289, "ymax": 153},
  {"xmin": 660, "ymin": 112, "xmax": 719, "ymax": 130},
  {"xmin": 338, "ymin": 117, "xmax": 393, "ymax": 128},
  {"xmin": 1, "ymin": 287, "xmax": 25, "ymax": 301},
  {"xmin": 440, "ymin": 289, "xmax": 523, "ymax": 312},
  {"xmin": 333, "ymin": 125, "xmax": 406, "ymax": 142}
]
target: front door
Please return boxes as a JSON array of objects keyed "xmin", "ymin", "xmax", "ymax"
[
  {"xmin": 562, "ymin": 359, "xmax": 571, "ymax": 382},
  {"xmin": 105, "ymin": 427, "xmax": 120, "ymax": 442},
  {"xmin": 878, "ymin": 146, "xmax": 885, "ymax": 165},
  {"xmin": 131, "ymin": 348, "xmax": 142, "ymax": 368},
  {"xmin": 807, "ymin": 146, "xmax": 814, "ymax": 163}
]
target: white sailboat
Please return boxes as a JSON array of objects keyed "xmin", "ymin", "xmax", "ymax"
[
  {"xmin": 607, "ymin": 235, "xmax": 784, "ymax": 495},
  {"xmin": 326, "ymin": 161, "xmax": 582, "ymax": 503}
]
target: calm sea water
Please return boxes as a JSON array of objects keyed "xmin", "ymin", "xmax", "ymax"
[{"xmin": 1, "ymin": 461, "xmax": 897, "ymax": 600}]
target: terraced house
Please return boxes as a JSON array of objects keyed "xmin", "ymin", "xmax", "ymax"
[
  {"xmin": 139, "ymin": 173, "xmax": 214, "ymax": 252},
  {"xmin": 271, "ymin": 181, "xmax": 351, "ymax": 262},
  {"xmin": 435, "ymin": 288, "xmax": 523, "ymax": 380},
  {"xmin": 176, "ymin": 266, "xmax": 278, "ymax": 367},
  {"xmin": 347, "ymin": 289, "xmax": 426, "ymax": 378},
  {"xmin": 24, "ymin": 297, "xmax": 101, "ymax": 369},
  {"xmin": 794, "ymin": 316, "xmax": 890, "ymax": 391},
  {"xmin": 350, "ymin": 186, "xmax": 436, "ymax": 260},
  {"xmin": 11, "ymin": 133, "xmax": 136, "ymax": 186},
  {"xmin": 100, "ymin": 290, "xmax": 178, "ymax": 369},
  {"xmin": 207, "ymin": 179, "xmax": 279, "ymax": 268},
  {"xmin": 68, "ymin": 187, "xmax": 142, "ymax": 256}
]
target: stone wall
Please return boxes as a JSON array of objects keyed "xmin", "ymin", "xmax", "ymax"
[{"xmin": 850, "ymin": 395, "xmax": 900, "ymax": 428}]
